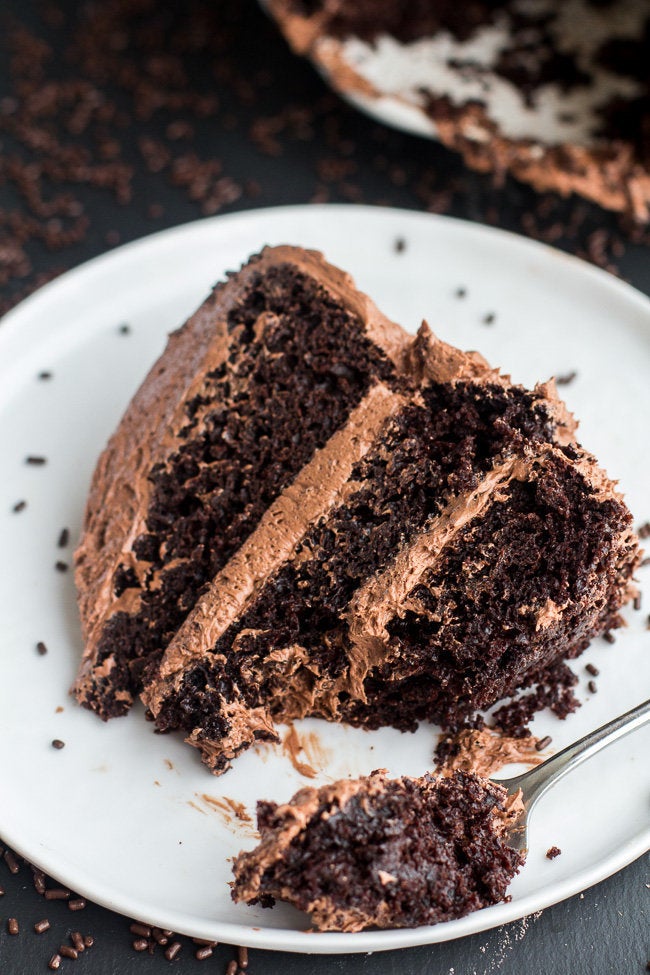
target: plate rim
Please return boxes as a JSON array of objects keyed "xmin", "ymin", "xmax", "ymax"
[{"xmin": 1, "ymin": 203, "xmax": 649, "ymax": 954}]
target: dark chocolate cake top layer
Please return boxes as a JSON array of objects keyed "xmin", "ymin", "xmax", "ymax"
[
  {"xmin": 269, "ymin": 0, "xmax": 650, "ymax": 220},
  {"xmin": 231, "ymin": 768, "xmax": 525, "ymax": 931}
]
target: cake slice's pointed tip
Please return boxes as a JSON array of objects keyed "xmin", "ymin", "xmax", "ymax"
[{"xmin": 413, "ymin": 320, "xmax": 495, "ymax": 383}]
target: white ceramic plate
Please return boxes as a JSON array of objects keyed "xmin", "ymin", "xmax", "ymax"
[{"xmin": 0, "ymin": 205, "xmax": 648, "ymax": 955}]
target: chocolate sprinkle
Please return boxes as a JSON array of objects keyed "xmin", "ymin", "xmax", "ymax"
[
  {"xmin": 34, "ymin": 919, "xmax": 51, "ymax": 934},
  {"xmin": 36, "ymin": 641, "xmax": 48, "ymax": 655},
  {"xmin": 55, "ymin": 561, "xmax": 69, "ymax": 573},
  {"xmin": 587, "ymin": 680, "xmax": 598, "ymax": 694},
  {"xmin": 585, "ymin": 663, "xmax": 599, "ymax": 677},
  {"xmin": 7, "ymin": 917, "xmax": 19, "ymax": 935},
  {"xmin": 164, "ymin": 941, "xmax": 182, "ymax": 961},
  {"xmin": 57, "ymin": 528, "xmax": 70, "ymax": 548},
  {"xmin": 226, "ymin": 961, "xmax": 238, "ymax": 975},
  {"xmin": 51, "ymin": 739, "xmax": 65, "ymax": 750},
  {"xmin": 535, "ymin": 735, "xmax": 552, "ymax": 751},
  {"xmin": 556, "ymin": 371, "xmax": 577, "ymax": 386},
  {"xmin": 633, "ymin": 593, "xmax": 642, "ymax": 611},
  {"xmin": 45, "ymin": 886, "xmax": 69, "ymax": 899},
  {"xmin": 238, "ymin": 945, "xmax": 249, "ymax": 968},
  {"xmin": 59, "ymin": 945, "xmax": 78, "ymax": 960},
  {"xmin": 68, "ymin": 898, "xmax": 86, "ymax": 911},
  {"xmin": 48, "ymin": 954, "xmax": 62, "ymax": 970},
  {"xmin": 118, "ymin": 323, "xmax": 131, "ymax": 335},
  {"xmin": 38, "ymin": 371, "xmax": 53, "ymax": 380},
  {"xmin": 71, "ymin": 932, "xmax": 85, "ymax": 952},
  {"xmin": 12, "ymin": 500, "xmax": 27, "ymax": 513},
  {"xmin": 129, "ymin": 922, "xmax": 151, "ymax": 938},
  {"xmin": 4, "ymin": 849, "xmax": 20, "ymax": 874},
  {"xmin": 195, "ymin": 946, "xmax": 213, "ymax": 960},
  {"xmin": 25, "ymin": 455, "xmax": 47, "ymax": 465},
  {"xmin": 455, "ymin": 286, "xmax": 467, "ymax": 298},
  {"xmin": 482, "ymin": 312, "xmax": 496, "ymax": 325},
  {"xmin": 394, "ymin": 236, "xmax": 406, "ymax": 253},
  {"xmin": 132, "ymin": 938, "xmax": 148, "ymax": 952},
  {"xmin": 602, "ymin": 631, "xmax": 616, "ymax": 644}
]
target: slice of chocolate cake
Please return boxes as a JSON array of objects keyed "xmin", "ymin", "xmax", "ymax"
[
  {"xmin": 74, "ymin": 246, "xmax": 411, "ymax": 719},
  {"xmin": 143, "ymin": 323, "xmax": 640, "ymax": 773},
  {"xmin": 231, "ymin": 769, "xmax": 524, "ymax": 931}
]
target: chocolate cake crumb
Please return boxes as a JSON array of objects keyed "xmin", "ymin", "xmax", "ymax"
[
  {"xmin": 587, "ymin": 680, "xmax": 598, "ymax": 694},
  {"xmin": 57, "ymin": 528, "xmax": 70, "ymax": 548},
  {"xmin": 556, "ymin": 371, "xmax": 577, "ymax": 386},
  {"xmin": 36, "ymin": 641, "xmax": 47, "ymax": 655},
  {"xmin": 34, "ymin": 919, "xmax": 50, "ymax": 934},
  {"xmin": 455, "ymin": 286, "xmax": 467, "ymax": 298},
  {"xmin": 637, "ymin": 522, "xmax": 650, "ymax": 540},
  {"xmin": 535, "ymin": 735, "xmax": 552, "ymax": 751},
  {"xmin": 546, "ymin": 846, "xmax": 562, "ymax": 860},
  {"xmin": 118, "ymin": 323, "xmax": 131, "ymax": 335},
  {"xmin": 51, "ymin": 739, "xmax": 65, "ymax": 750},
  {"xmin": 25, "ymin": 455, "xmax": 46, "ymax": 465},
  {"xmin": 7, "ymin": 917, "xmax": 19, "ymax": 935},
  {"xmin": 55, "ymin": 561, "xmax": 69, "ymax": 573},
  {"xmin": 12, "ymin": 500, "xmax": 27, "ymax": 513},
  {"xmin": 585, "ymin": 663, "xmax": 599, "ymax": 677}
]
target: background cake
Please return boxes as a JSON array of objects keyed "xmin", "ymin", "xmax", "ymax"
[{"xmin": 267, "ymin": 0, "xmax": 650, "ymax": 221}]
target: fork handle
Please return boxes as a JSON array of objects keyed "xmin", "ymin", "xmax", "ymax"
[{"xmin": 497, "ymin": 698, "xmax": 650, "ymax": 811}]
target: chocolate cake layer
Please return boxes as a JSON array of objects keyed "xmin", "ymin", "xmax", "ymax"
[
  {"xmin": 231, "ymin": 769, "xmax": 524, "ymax": 931},
  {"xmin": 144, "ymin": 324, "xmax": 639, "ymax": 774},
  {"xmin": 74, "ymin": 246, "xmax": 411, "ymax": 718}
]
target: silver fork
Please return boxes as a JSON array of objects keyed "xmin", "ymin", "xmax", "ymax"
[{"xmin": 492, "ymin": 698, "xmax": 650, "ymax": 852}]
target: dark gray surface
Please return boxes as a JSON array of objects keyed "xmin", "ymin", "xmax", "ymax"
[{"xmin": 0, "ymin": 1, "xmax": 648, "ymax": 972}]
